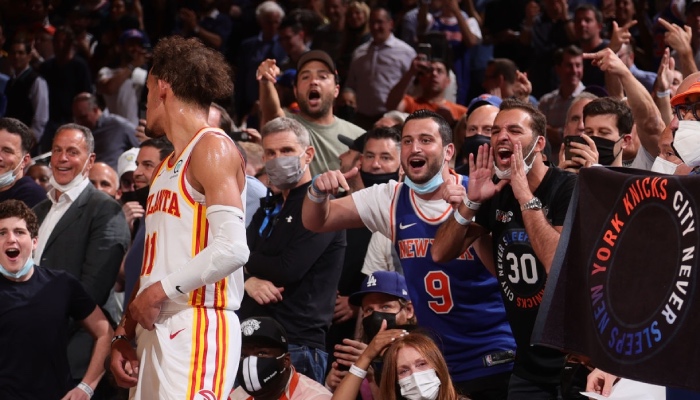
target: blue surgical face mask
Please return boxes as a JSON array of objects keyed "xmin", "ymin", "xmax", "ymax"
[
  {"xmin": 0, "ymin": 257, "xmax": 34, "ymax": 280},
  {"xmin": 404, "ymin": 163, "xmax": 445, "ymax": 195},
  {"xmin": 0, "ymin": 161, "xmax": 23, "ymax": 189}
]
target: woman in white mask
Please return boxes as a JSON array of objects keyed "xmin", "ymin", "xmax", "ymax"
[{"xmin": 332, "ymin": 329, "xmax": 463, "ymax": 400}]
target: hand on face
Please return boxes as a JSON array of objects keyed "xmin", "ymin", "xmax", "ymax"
[
  {"xmin": 465, "ymin": 144, "xmax": 507, "ymax": 203},
  {"xmin": 509, "ymin": 141, "xmax": 534, "ymax": 204}
]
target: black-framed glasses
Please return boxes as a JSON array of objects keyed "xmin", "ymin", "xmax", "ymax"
[{"xmin": 673, "ymin": 101, "xmax": 700, "ymax": 121}]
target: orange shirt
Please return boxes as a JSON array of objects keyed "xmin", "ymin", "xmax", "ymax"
[{"xmin": 402, "ymin": 95, "xmax": 467, "ymax": 121}]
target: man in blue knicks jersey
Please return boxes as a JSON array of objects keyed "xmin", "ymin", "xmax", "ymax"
[
  {"xmin": 109, "ymin": 36, "xmax": 250, "ymax": 400},
  {"xmin": 302, "ymin": 109, "xmax": 515, "ymax": 399},
  {"xmin": 433, "ymin": 99, "xmax": 577, "ymax": 399}
]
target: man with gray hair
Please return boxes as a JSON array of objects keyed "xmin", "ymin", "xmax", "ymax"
[
  {"xmin": 239, "ymin": 116, "xmax": 346, "ymax": 384},
  {"xmin": 32, "ymin": 123, "xmax": 130, "ymax": 396}
]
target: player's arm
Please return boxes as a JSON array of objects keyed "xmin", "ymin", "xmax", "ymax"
[
  {"xmin": 129, "ymin": 134, "xmax": 250, "ymax": 329},
  {"xmin": 302, "ymin": 169, "xmax": 368, "ymax": 232}
]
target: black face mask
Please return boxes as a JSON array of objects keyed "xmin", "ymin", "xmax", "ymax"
[
  {"xmin": 362, "ymin": 311, "xmax": 398, "ymax": 341},
  {"xmin": 236, "ymin": 354, "xmax": 287, "ymax": 397},
  {"xmin": 360, "ymin": 170, "xmax": 399, "ymax": 188},
  {"xmin": 120, "ymin": 185, "xmax": 150, "ymax": 211},
  {"xmin": 591, "ymin": 136, "xmax": 623, "ymax": 166},
  {"xmin": 335, "ymin": 105, "xmax": 356, "ymax": 122},
  {"xmin": 458, "ymin": 135, "xmax": 491, "ymax": 169}
]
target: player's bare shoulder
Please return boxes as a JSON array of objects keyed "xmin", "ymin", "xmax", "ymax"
[{"xmin": 188, "ymin": 131, "xmax": 245, "ymax": 195}]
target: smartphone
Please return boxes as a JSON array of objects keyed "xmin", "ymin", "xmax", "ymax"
[
  {"xmin": 417, "ymin": 43, "xmax": 432, "ymax": 61},
  {"xmin": 564, "ymin": 136, "xmax": 588, "ymax": 161}
]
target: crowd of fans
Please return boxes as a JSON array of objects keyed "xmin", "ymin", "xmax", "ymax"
[{"xmin": 0, "ymin": 0, "xmax": 699, "ymax": 399}]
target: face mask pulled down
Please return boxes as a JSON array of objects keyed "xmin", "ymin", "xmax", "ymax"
[
  {"xmin": 493, "ymin": 140, "xmax": 537, "ymax": 180},
  {"xmin": 0, "ymin": 258, "xmax": 34, "ymax": 280},
  {"xmin": 49, "ymin": 157, "xmax": 91, "ymax": 193},
  {"xmin": 0, "ymin": 161, "xmax": 24, "ymax": 189}
]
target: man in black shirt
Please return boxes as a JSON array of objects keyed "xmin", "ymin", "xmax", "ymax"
[
  {"xmin": 0, "ymin": 199, "xmax": 112, "ymax": 399},
  {"xmin": 433, "ymin": 98, "xmax": 577, "ymax": 399},
  {"xmin": 240, "ymin": 116, "xmax": 346, "ymax": 384}
]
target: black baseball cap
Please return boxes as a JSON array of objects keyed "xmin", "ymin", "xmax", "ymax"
[
  {"xmin": 338, "ymin": 132, "xmax": 367, "ymax": 153},
  {"xmin": 240, "ymin": 317, "xmax": 288, "ymax": 352}
]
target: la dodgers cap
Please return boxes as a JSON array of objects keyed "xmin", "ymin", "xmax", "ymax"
[
  {"xmin": 117, "ymin": 147, "xmax": 139, "ymax": 179},
  {"xmin": 349, "ymin": 271, "xmax": 411, "ymax": 306},
  {"xmin": 119, "ymin": 29, "xmax": 147, "ymax": 45},
  {"xmin": 240, "ymin": 317, "xmax": 288, "ymax": 352},
  {"xmin": 467, "ymin": 94, "xmax": 502, "ymax": 116},
  {"xmin": 338, "ymin": 132, "xmax": 367, "ymax": 153}
]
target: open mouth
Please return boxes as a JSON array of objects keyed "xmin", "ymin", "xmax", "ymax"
[
  {"xmin": 5, "ymin": 248, "xmax": 19, "ymax": 260},
  {"xmin": 409, "ymin": 159, "xmax": 426, "ymax": 169},
  {"xmin": 308, "ymin": 90, "xmax": 321, "ymax": 104},
  {"xmin": 497, "ymin": 148, "xmax": 513, "ymax": 162}
]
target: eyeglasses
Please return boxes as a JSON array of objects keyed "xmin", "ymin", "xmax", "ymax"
[{"xmin": 673, "ymin": 101, "xmax": 700, "ymax": 121}]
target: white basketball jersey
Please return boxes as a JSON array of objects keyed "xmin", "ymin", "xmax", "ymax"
[{"xmin": 140, "ymin": 128, "xmax": 246, "ymax": 311}]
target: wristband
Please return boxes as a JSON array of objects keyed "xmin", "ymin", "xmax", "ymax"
[
  {"xmin": 463, "ymin": 195, "xmax": 481, "ymax": 211},
  {"xmin": 77, "ymin": 382, "xmax": 94, "ymax": 398},
  {"xmin": 307, "ymin": 186, "xmax": 329, "ymax": 203},
  {"xmin": 111, "ymin": 335, "xmax": 130, "ymax": 347},
  {"xmin": 349, "ymin": 364, "xmax": 367, "ymax": 379},
  {"xmin": 656, "ymin": 89, "xmax": 671, "ymax": 98},
  {"xmin": 453, "ymin": 210, "xmax": 472, "ymax": 226},
  {"xmin": 310, "ymin": 174, "xmax": 325, "ymax": 195}
]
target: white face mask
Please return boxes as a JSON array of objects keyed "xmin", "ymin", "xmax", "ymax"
[
  {"xmin": 49, "ymin": 157, "xmax": 90, "ymax": 193},
  {"xmin": 673, "ymin": 120, "xmax": 700, "ymax": 168},
  {"xmin": 398, "ymin": 369, "xmax": 441, "ymax": 400},
  {"xmin": 0, "ymin": 160, "xmax": 23, "ymax": 188},
  {"xmin": 493, "ymin": 139, "xmax": 538, "ymax": 180},
  {"xmin": 650, "ymin": 157, "xmax": 679, "ymax": 175}
]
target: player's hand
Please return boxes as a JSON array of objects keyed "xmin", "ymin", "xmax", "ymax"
[
  {"xmin": 110, "ymin": 339, "xmax": 140, "ymax": 388},
  {"xmin": 129, "ymin": 283, "xmax": 165, "ymax": 330},
  {"xmin": 334, "ymin": 338, "xmax": 367, "ymax": 369},
  {"xmin": 312, "ymin": 168, "xmax": 358, "ymax": 196},
  {"xmin": 466, "ymin": 144, "xmax": 507, "ymax": 203},
  {"xmin": 122, "ymin": 201, "xmax": 145, "ymax": 231},
  {"xmin": 245, "ymin": 276, "xmax": 284, "ymax": 304},
  {"xmin": 256, "ymin": 59, "xmax": 281, "ymax": 83},
  {"xmin": 440, "ymin": 179, "xmax": 466, "ymax": 210},
  {"xmin": 325, "ymin": 361, "xmax": 347, "ymax": 392},
  {"xmin": 586, "ymin": 368, "xmax": 618, "ymax": 397},
  {"xmin": 333, "ymin": 294, "xmax": 356, "ymax": 323}
]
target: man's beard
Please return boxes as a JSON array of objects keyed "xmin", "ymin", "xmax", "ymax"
[{"xmin": 298, "ymin": 94, "xmax": 332, "ymax": 119}]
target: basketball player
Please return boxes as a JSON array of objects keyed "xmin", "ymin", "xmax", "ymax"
[
  {"xmin": 109, "ymin": 36, "xmax": 250, "ymax": 399},
  {"xmin": 302, "ymin": 110, "xmax": 516, "ymax": 399}
]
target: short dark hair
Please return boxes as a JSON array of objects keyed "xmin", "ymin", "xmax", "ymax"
[
  {"xmin": 365, "ymin": 126, "xmax": 401, "ymax": 153},
  {"xmin": 55, "ymin": 123, "xmax": 95, "ymax": 153},
  {"xmin": 403, "ymin": 110, "xmax": 453, "ymax": 146},
  {"xmin": 150, "ymin": 36, "xmax": 233, "ymax": 109},
  {"xmin": 140, "ymin": 137, "xmax": 174, "ymax": 161},
  {"xmin": 575, "ymin": 3, "xmax": 603, "ymax": 24},
  {"xmin": 210, "ymin": 102, "xmax": 233, "ymax": 135},
  {"xmin": 554, "ymin": 45, "xmax": 583, "ymax": 66},
  {"xmin": 499, "ymin": 98, "xmax": 547, "ymax": 138},
  {"xmin": 487, "ymin": 58, "xmax": 517, "ymax": 84},
  {"xmin": 583, "ymin": 97, "xmax": 633, "ymax": 136},
  {"xmin": 9, "ymin": 39, "xmax": 31, "ymax": 54},
  {"xmin": 0, "ymin": 200, "xmax": 39, "ymax": 238},
  {"xmin": 0, "ymin": 118, "xmax": 33, "ymax": 153}
]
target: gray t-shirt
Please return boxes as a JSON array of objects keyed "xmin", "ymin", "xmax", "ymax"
[{"xmin": 287, "ymin": 113, "xmax": 364, "ymax": 176}]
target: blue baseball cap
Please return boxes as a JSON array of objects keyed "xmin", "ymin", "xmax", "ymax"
[
  {"xmin": 349, "ymin": 271, "xmax": 411, "ymax": 306},
  {"xmin": 467, "ymin": 94, "xmax": 502, "ymax": 116}
]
